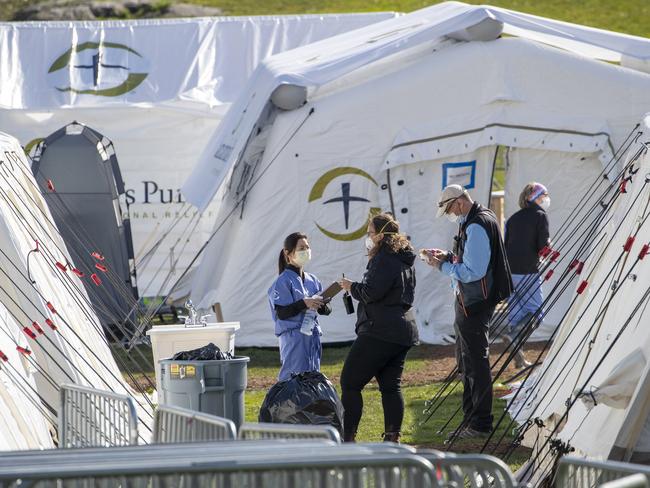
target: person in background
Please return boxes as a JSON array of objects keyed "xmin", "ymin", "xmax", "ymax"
[
  {"xmin": 502, "ymin": 182, "xmax": 551, "ymax": 368},
  {"xmin": 338, "ymin": 213, "xmax": 419, "ymax": 444},
  {"xmin": 425, "ymin": 184, "xmax": 512, "ymax": 440},
  {"xmin": 268, "ymin": 232, "xmax": 331, "ymax": 381}
]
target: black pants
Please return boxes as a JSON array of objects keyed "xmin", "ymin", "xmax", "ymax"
[
  {"xmin": 454, "ymin": 301, "xmax": 495, "ymax": 432},
  {"xmin": 340, "ymin": 334, "xmax": 411, "ymax": 436}
]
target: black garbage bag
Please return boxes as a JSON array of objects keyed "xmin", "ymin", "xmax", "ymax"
[
  {"xmin": 171, "ymin": 342, "xmax": 233, "ymax": 361},
  {"xmin": 259, "ymin": 371, "xmax": 344, "ymax": 435}
]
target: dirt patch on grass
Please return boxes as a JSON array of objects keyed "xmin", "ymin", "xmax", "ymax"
[
  {"xmin": 403, "ymin": 341, "xmax": 550, "ymax": 386},
  {"xmin": 242, "ymin": 341, "xmax": 550, "ymax": 391}
]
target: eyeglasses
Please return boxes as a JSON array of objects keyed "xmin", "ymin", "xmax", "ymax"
[{"xmin": 438, "ymin": 196, "xmax": 459, "ymax": 213}]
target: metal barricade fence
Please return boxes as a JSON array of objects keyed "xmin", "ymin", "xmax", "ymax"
[
  {"xmin": 238, "ymin": 422, "xmax": 341, "ymax": 443},
  {"xmin": 419, "ymin": 450, "xmax": 518, "ymax": 488},
  {"xmin": 153, "ymin": 404, "xmax": 236, "ymax": 443},
  {"xmin": 58, "ymin": 383, "xmax": 138, "ymax": 448},
  {"xmin": 600, "ymin": 474, "xmax": 650, "ymax": 488},
  {"xmin": 0, "ymin": 445, "xmax": 437, "ymax": 488},
  {"xmin": 556, "ymin": 457, "xmax": 650, "ymax": 488}
]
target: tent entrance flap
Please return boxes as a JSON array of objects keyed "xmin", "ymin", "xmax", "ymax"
[{"xmin": 31, "ymin": 122, "xmax": 137, "ymax": 333}]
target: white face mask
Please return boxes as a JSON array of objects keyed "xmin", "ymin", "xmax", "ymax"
[
  {"xmin": 446, "ymin": 212, "xmax": 460, "ymax": 224},
  {"xmin": 365, "ymin": 236, "xmax": 374, "ymax": 252},
  {"xmin": 539, "ymin": 196, "xmax": 551, "ymax": 211},
  {"xmin": 292, "ymin": 249, "xmax": 311, "ymax": 267}
]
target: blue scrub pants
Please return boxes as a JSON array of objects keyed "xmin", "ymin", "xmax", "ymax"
[
  {"xmin": 507, "ymin": 273, "xmax": 543, "ymax": 337},
  {"xmin": 278, "ymin": 328, "xmax": 322, "ymax": 381}
]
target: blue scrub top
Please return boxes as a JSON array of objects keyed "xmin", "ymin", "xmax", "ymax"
[{"xmin": 268, "ymin": 268, "xmax": 324, "ymax": 336}]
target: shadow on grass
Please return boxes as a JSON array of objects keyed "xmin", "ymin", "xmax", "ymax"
[{"xmin": 407, "ymin": 382, "xmax": 531, "ymax": 468}]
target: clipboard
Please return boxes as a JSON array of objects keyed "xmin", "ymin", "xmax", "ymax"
[{"xmin": 322, "ymin": 281, "xmax": 343, "ymax": 300}]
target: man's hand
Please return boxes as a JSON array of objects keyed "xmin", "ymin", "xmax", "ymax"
[{"xmin": 420, "ymin": 249, "xmax": 448, "ymax": 268}]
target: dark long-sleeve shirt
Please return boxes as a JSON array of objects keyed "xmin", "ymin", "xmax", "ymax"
[{"xmin": 274, "ymin": 265, "xmax": 331, "ymax": 319}]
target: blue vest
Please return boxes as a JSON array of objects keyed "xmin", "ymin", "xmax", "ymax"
[{"xmin": 268, "ymin": 269, "xmax": 323, "ymax": 336}]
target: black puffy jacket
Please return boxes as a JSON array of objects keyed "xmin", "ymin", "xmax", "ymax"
[{"xmin": 350, "ymin": 246, "xmax": 419, "ymax": 346}]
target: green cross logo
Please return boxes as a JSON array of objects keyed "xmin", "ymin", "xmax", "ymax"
[
  {"xmin": 48, "ymin": 42, "xmax": 148, "ymax": 97},
  {"xmin": 309, "ymin": 167, "xmax": 380, "ymax": 241}
]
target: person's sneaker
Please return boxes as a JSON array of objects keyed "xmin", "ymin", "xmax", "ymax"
[
  {"xmin": 454, "ymin": 427, "xmax": 491, "ymax": 441},
  {"xmin": 444, "ymin": 426, "xmax": 467, "ymax": 445}
]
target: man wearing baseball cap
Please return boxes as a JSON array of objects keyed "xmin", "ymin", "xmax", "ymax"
[{"xmin": 424, "ymin": 184, "xmax": 512, "ymax": 441}]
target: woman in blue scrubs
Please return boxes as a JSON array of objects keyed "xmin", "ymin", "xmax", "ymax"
[{"xmin": 268, "ymin": 232, "xmax": 331, "ymax": 381}]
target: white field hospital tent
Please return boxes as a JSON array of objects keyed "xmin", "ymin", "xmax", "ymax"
[
  {"xmin": 183, "ymin": 1, "xmax": 650, "ymax": 346},
  {"xmin": 0, "ymin": 131, "xmax": 152, "ymax": 449},
  {"xmin": 508, "ymin": 115, "xmax": 650, "ymax": 469},
  {"xmin": 0, "ymin": 13, "xmax": 395, "ymax": 296}
]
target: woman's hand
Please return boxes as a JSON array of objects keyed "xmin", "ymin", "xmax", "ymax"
[
  {"xmin": 303, "ymin": 296, "xmax": 324, "ymax": 310},
  {"xmin": 338, "ymin": 278, "xmax": 353, "ymax": 292}
]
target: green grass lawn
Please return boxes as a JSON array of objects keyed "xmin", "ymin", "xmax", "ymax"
[
  {"xmin": 183, "ymin": 0, "xmax": 650, "ymax": 38},
  {"xmin": 1, "ymin": 1, "xmax": 649, "ymax": 40}
]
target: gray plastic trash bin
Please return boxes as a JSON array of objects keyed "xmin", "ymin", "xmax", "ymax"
[{"xmin": 159, "ymin": 356, "xmax": 249, "ymax": 427}]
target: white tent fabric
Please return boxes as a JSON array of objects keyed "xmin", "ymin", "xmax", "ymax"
[
  {"xmin": 510, "ymin": 114, "xmax": 650, "ymax": 463},
  {"xmin": 0, "ymin": 131, "xmax": 151, "ymax": 449},
  {"xmin": 0, "ymin": 13, "xmax": 396, "ymax": 295},
  {"xmin": 184, "ymin": 2, "xmax": 650, "ymax": 346},
  {"xmin": 183, "ymin": 1, "xmax": 650, "ymax": 211}
]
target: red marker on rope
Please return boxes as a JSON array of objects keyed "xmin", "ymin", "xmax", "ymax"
[
  {"xmin": 0, "ymin": 350, "xmax": 7, "ymax": 362},
  {"xmin": 577, "ymin": 280, "xmax": 589, "ymax": 294},
  {"xmin": 95, "ymin": 263, "xmax": 108, "ymax": 273},
  {"xmin": 72, "ymin": 268, "xmax": 84, "ymax": 278},
  {"xmin": 45, "ymin": 318, "xmax": 57, "ymax": 331},
  {"xmin": 619, "ymin": 179, "xmax": 628, "ymax": 194},
  {"xmin": 46, "ymin": 302, "xmax": 57, "ymax": 315},
  {"xmin": 46, "ymin": 179, "xmax": 55, "ymax": 192},
  {"xmin": 550, "ymin": 250, "xmax": 561, "ymax": 263},
  {"xmin": 55, "ymin": 261, "xmax": 67, "ymax": 272},
  {"xmin": 91, "ymin": 273, "xmax": 102, "ymax": 286},
  {"xmin": 16, "ymin": 346, "xmax": 31, "ymax": 356},
  {"xmin": 91, "ymin": 252, "xmax": 105, "ymax": 261},
  {"xmin": 539, "ymin": 246, "xmax": 551, "ymax": 258},
  {"xmin": 640, "ymin": 244, "xmax": 650, "ymax": 260},
  {"xmin": 22, "ymin": 327, "xmax": 36, "ymax": 340},
  {"xmin": 623, "ymin": 236, "xmax": 635, "ymax": 253},
  {"xmin": 32, "ymin": 321, "xmax": 44, "ymax": 335},
  {"xmin": 544, "ymin": 269, "xmax": 554, "ymax": 281},
  {"xmin": 576, "ymin": 261, "xmax": 585, "ymax": 275}
]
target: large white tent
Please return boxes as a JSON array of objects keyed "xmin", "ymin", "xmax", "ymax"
[
  {"xmin": 507, "ymin": 113, "xmax": 650, "ymax": 473},
  {"xmin": 0, "ymin": 131, "xmax": 151, "ymax": 449},
  {"xmin": 0, "ymin": 13, "xmax": 396, "ymax": 296},
  {"xmin": 182, "ymin": 1, "xmax": 650, "ymax": 346}
]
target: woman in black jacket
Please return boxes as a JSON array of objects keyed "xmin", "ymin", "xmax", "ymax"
[
  {"xmin": 338, "ymin": 213, "xmax": 418, "ymax": 443},
  {"xmin": 503, "ymin": 182, "xmax": 550, "ymax": 367}
]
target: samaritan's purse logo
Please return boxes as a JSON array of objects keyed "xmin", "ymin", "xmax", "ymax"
[
  {"xmin": 309, "ymin": 167, "xmax": 380, "ymax": 241},
  {"xmin": 48, "ymin": 42, "xmax": 148, "ymax": 97}
]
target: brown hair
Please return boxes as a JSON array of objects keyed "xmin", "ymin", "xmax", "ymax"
[
  {"xmin": 518, "ymin": 182, "xmax": 538, "ymax": 209},
  {"xmin": 367, "ymin": 213, "xmax": 412, "ymax": 259},
  {"xmin": 278, "ymin": 232, "xmax": 307, "ymax": 274}
]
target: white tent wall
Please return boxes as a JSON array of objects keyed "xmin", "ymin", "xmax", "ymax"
[
  {"xmin": 510, "ymin": 119, "xmax": 650, "ymax": 462},
  {"xmin": 188, "ymin": 33, "xmax": 650, "ymax": 346},
  {"xmin": 382, "ymin": 147, "xmax": 496, "ymax": 343},
  {"xmin": 0, "ymin": 13, "xmax": 396, "ymax": 295},
  {"xmin": 0, "ymin": 131, "xmax": 153, "ymax": 448},
  {"xmin": 503, "ymin": 147, "xmax": 606, "ymax": 336}
]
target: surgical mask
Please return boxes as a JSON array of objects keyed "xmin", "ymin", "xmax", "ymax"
[
  {"xmin": 365, "ymin": 237, "xmax": 374, "ymax": 251},
  {"xmin": 446, "ymin": 212, "xmax": 460, "ymax": 224},
  {"xmin": 539, "ymin": 197, "xmax": 551, "ymax": 211},
  {"xmin": 293, "ymin": 249, "xmax": 311, "ymax": 267}
]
